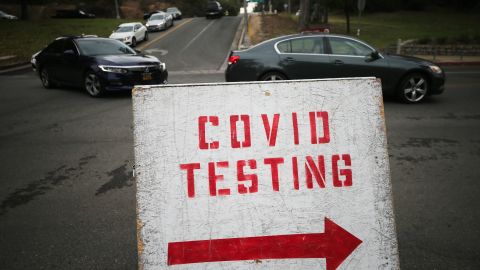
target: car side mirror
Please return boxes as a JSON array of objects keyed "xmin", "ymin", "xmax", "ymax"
[
  {"xmin": 134, "ymin": 49, "xmax": 142, "ymax": 54},
  {"xmin": 366, "ymin": 51, "xmax": 380, "ymax": 62}
]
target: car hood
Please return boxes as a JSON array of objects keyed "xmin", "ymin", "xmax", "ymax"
[
  {"xmin": 109, "ymin": 32, "xmax": 133, "ymax": 39},
  {"xmin": 384, "ymin": 53, "xmax": 434, "ymax": 66},
  {"xmin": 147, "ymin": 19, "xmax": 165, "ymax": 25},
  {"xmin": 94, "ymin": 54, "xmax": 161, "ymax": 66}
]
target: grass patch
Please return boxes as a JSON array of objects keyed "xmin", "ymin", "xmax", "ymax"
[
  {"xmin": 0, "ymin": 19, "xmax": 132, "ymax": 65},
  {"xmin": 248, "ymin": 10, "xmax": 480, "ymax": 50},
  {"xmin": 332, "ymin": 11, "xmax": 480, "ymax": 49}
]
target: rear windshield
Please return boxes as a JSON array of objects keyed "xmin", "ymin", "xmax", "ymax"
[
  {"xmin": 166, "ymin": 8, "xmax": 178, "ymax": 12},
  {"xmin": 75, "ymin": 39, "xmax": 136, "ymax": 56},
  {"xmin": 207, "ymin": 2, "xmax": 219, "ymax": 9},
  {"xmin": 115, "ymin": 26, "xmax": 133, "ymax": 33},
  {"xmin": 149, "ymin": 14, "xmax": 164, "ymax": 20}
]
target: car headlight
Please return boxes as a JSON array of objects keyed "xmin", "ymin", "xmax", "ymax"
[
  {"xmin": 159, "ymin": 63, "xmax": 166, "ymax": 71},
  {"xmin": 99, "ymin": 65, "xmax": 128, "ymax": 74},
  {"xmin": 123, "ymin": 36, "xmax": 132, "ymax": 42},
  {"xmin": 428, "ymin": 65, "xmax": 442, "ymax": 74}
]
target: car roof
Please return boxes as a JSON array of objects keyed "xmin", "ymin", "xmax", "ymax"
[{"xmin": 118, "ymin": 22, "xmax": 141, "ymax": 27}]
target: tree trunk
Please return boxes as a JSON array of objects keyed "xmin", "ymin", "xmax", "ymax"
[
  {"xmin": 324, "ymin": 6, "xmax": 328, "ymax": 24},
  {"xmin": 298, "ymin": 0, "xmax": 311, "ymax": 30},
  {"xmin": 298, "ymin": 0, "xmax": 305, "ymax": 30},
  {"xmin": 20, "ymin": 0, "xmax": 28, "ymax": 20},
  {"xmin": 344, "ymin": 0, "xmax": 351, "ymax": 34}
]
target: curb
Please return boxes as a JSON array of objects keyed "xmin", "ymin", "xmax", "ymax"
[
  {"xmin": 0, "ymin": 62, "xmax": 32, "ymax": 74},
  {"xmin": 437, "ymin": 61, "xmax": 480, "ymax": 66},
  {"xmin": 0, "ymin": 61, "xmax": 30, "ymax": 71},
  {"xmin": 219, "ymin": 15, "xmax": 245, "ymax": 72}
]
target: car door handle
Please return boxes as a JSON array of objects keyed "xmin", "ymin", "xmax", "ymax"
[
  {"xmin": 285, "ymin": 57, "xmax": 295, "ymax": 62},
  {"xmin": 333, "ymin": 59, "xmax": 344, "ymax": 65}
]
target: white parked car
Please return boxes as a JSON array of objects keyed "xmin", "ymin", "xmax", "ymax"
[
  {"xmin": 109, "ymin": 22, "xmax": 148, "ymax": 47},
  {"xmin": 0, "ymin": 10, "xmax": 18, "ymax": 19},
  {"xmin": 146, "ymin": 12, "xmax": 173, "ymax": 32}
]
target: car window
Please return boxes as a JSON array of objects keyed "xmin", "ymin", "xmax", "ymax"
[
  {"xmin": 329, "ymin": 37, "xmax": 373, "ymax": 56},
  {"xmin": 44, "ymin": 39, "xmax": 65, "ymax": 54},
  {"xmin": 150, "ymin": 14, "xmax": 164, "ymax": 20},
  {"xmin": 116, "ymin": 26, "xmax": 133, "ymax": 33},
  {"xmin": 277, "ymin": 37, "xmax": 324, "ymax": 54},
  {"xmin": 75, "ymin": 39, "xmax": 136, "ymax": 56},
  {"xmin": 63, "ymin": 40, "xmax": 77, "ymax": 54}
]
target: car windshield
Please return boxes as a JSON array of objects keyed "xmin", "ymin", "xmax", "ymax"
[
  {"xmin": 0, "ymin": 11, "xmax": 6, "ymax": 16},
  {"xmin": 207, "ymin": 2, "xmax": 219, "ymax": 9},
  {"xmin": 75, "ymin": 39, "xmax": 136, "ymax": 56},
  {"xmin": 150, "ymin": 14, "xmax": 164, "ymax": 20},
  {"xmin": 115, "ymin": 26, "xmax": 134, "ymax": 33}
]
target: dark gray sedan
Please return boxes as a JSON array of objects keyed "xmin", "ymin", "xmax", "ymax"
[{"xmin": 225, "ymin": 34, "xmax": 445, "ymax": 103}]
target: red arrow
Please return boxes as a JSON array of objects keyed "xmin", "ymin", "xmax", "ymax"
[{"xmin": 168, "ymin": 217, "xmax": 362, "ymax": 270}]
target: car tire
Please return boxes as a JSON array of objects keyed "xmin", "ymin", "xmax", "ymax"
[
  {"xmin": 144, "ymin": 32, "xmax": 148, "ymax": 41},
  {"xmin": 40, "ymin": 68, "xmax": 56, "ymax": 89},
  {"xmin": 131, "ymin": 37, "xmax": 137, "ymax": 47},
  {"xmin": 260, "ymin": 72, "xmax": 287, "ymax": 81},
  {"xmin": 397, "ymin": 72, "xmax": 429, "ymax": 104},
  {"xmin": 84, "ymin": 71, "xmax": 104, "ymax": 97}
]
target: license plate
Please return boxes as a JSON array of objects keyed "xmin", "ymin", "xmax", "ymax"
[{"xmin": 143, "ymin": 73, "xmax": 152, "ymax": 81}]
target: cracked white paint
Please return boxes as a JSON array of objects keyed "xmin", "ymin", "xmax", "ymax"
[{"xmin": 132, "ymin": 78, "xmax": 400, "ymax": 270}]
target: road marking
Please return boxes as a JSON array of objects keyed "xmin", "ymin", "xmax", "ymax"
[
  {"xmin": 144, "ymin": 49, "xmax": 168, "ymax": 56},
  {"xmin": 169, "ymin": 70, "xmax": 224, "ymax": 75},
  {"xmin": 177, "ymin": 20, "xmax": 216, "ymax": 67},
  {"xmin": 0, "ymin": 64, "xmax": 32, "ymax": 75},
  {"xmin": 137, "ymin": 18, "xmax": 193, "ymax": 50},
  {"xmin": 181, "ymin": 20, "xmax": 215, "ymax": 52}
]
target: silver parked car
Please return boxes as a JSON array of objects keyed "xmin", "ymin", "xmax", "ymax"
[{"xmin": 146, "ymin": 12, "xmax": 173, "ymax": 32}]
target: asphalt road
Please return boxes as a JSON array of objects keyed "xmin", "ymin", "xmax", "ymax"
[{"xmin": 0, "ymin": 16, "xmax": 479, "ymax": 269}]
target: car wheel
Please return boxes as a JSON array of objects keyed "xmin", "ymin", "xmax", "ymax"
[
  {"xmin": 260, "ymin": 72, "xmax": 287, "ymax": 81},
  {"xmin": 40, "ymin": 68, "xmax": 56, "ymax": 89},
  {"xmin": 397, "ymin": 73, "xmax": 429, "ymax": 103},
  {"xmin": 144, "ymin": 32, "xmax": 148, "ymax": 41},
  {"xmin": 84, "ymin": 72, "xmax": 104, "ymax": 97},
  {"xmin": 131, "ymin": 37, "xmax": 137, "ymax": 47}
]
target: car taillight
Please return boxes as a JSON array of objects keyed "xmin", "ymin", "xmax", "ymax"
[{"xmin": 228, "ymin": 55, "xmax": 240, "ymax": 65}]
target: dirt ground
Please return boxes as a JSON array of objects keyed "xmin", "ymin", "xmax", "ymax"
[{"xmin": 247, "ymin": 14, "xmax": 298, "ymax": 45}]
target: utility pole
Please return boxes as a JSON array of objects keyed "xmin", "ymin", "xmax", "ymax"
[{"xmin": 114, "ymin": 0, "xmax": 120, "ymax": 19}]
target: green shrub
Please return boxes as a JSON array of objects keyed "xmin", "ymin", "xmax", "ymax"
[
  {"xmin": 417, "ymin": 37, "xmax": 432, "ymax": 44},
  {"xmin": 219, "ymin": 0, "xmax": 241, "ymax": 16}
]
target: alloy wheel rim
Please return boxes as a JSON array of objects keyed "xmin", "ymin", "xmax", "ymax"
[
  {"xmin": 41, "ymin": 70, "xmax": 49, "ymax": 86},
  {"xmin": 404, "ymin": 77, "xmax": 427, "ymax": 102},
  {"xmin": 265, "ymin": 74, "xmax": 283, "ymax": 81},
  {"xmin": 85, "ymin": 74, "xmax": 100, "ymax": 96}
]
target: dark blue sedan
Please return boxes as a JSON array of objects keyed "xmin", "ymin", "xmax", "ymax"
[{"xmin": 33, "ymin": 36, "xmax": 168, "ymax": 97}]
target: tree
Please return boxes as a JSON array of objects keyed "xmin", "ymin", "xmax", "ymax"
[
  {"xmin": 298, "ymin": 0, "xmax": 311, "ymax": 30},
  {"xmin": 343, "ymin": 0, "xmax": 353, "ymax": 34},
  {"xmin": 20, "ymin": 0, "xmax": 28, "ymax": 20}
]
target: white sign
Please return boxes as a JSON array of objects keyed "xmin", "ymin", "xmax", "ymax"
[{"xmin": 133, "ymin": 78, "xmax": 399, "ymax": 270}]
